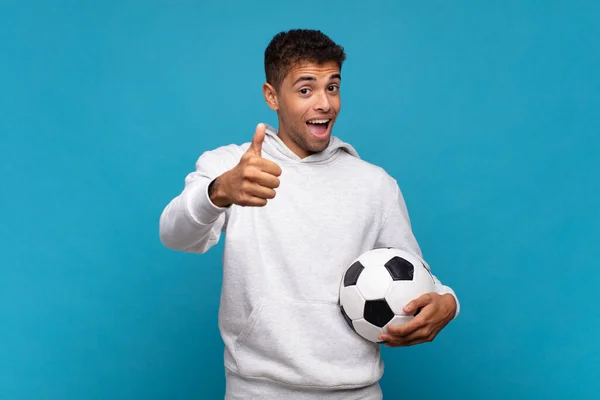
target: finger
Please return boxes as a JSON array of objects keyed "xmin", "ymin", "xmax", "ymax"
[
  {"xmin": 403, "ymin": 292, "xmax": 435, "ymax": 315},
  {"xmin": 384, "ymin": 338, "xmax": 425, "ymax": 348},
  {"xmin": 402, "ymin": 331, "xmax": 437, "ymax": 347},
  {"xmin": 386, "ymin": 306, "xmax": 434, "ymax": 337},
  {"xmin": 239, "ymin": 194, "xmax": 268, "ymax": 207},
  {"xmin": 248, "ymin": 123, "xmax": 267, "ymax": 156},
  {"xmin": 245, "ymin": 182, "xmax": 277, "ymax": 200},
  {"xmin": 384, "ymin": 340, "xmax": 410, "ymax": 347},
  {"xmin": 248, "ymin": 170, "xmax": 281, "ymax": 189},
  {"xmin": 385, "ymin": 315, "xmax": 424, "ymax": 337},
  {"xmin": 379, "ymin": 335, "xmax": 409, "ymax": 347},
  {"xmin": 378, "ymin": 334, "xmax": 395, "ymax": 343},
  {"xmin": 401, "ymin": 326, "xmax": 434, "ymax": 344},
  {"xmin": 380, "ymin": 327, "xmax": 432, "ymax": 347},
  {"xmin": 254, "ymin": 158, "xmax": 282, "ymax": 177}
]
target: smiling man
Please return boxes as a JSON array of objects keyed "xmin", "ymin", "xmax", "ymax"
[
  {"xmin": 159, "ymin": 29, "xmax": 460, "ymax": 400},
  {"xmin": 262, "ymin": 42, "xmax": 342, "ymax": 158}
]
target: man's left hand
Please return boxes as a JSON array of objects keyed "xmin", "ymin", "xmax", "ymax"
[{"xmin": 378, "ymin": 293, "xmax": 457, "ymax": 347}]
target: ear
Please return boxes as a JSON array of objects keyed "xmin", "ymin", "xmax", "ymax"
[{"xmin": 263, "ymin": 82, "xmax": 279, "ymax": 111}]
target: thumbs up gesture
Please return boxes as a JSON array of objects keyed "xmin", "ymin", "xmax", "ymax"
[{"xmin": 210, "ymin": 123, "xmax": 282, "ymax": 207}]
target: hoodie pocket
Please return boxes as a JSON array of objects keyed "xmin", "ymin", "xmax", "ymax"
[{"xmin": 233, "ymin": 298, "xmax": 381, "ymax": 389}]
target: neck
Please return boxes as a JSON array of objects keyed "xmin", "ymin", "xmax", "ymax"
[{"xmin": 276, "ymin": 121, "xmax": 311, "ymax": 159}]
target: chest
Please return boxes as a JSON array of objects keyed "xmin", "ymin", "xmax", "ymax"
[
  {"xmin": 222, "ymin": 165, "xmax": 390, "ymax": 301},
  {"xmin": 227, "ymin": 166, "xmax": 387, "ymax": 252}
]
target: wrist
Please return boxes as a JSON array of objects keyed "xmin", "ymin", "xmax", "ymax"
[
  {"xmin": 209, "ymin": 175, "xmax": 232, "ymax": 208},
  {"xmin": 438, "ymin": 293, "xmax": 456, "ymax": 320}
]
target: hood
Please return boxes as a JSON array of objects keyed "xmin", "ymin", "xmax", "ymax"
[{"xmin": 262, "ymin": 124, "xmax": 360, "ymax": 164}]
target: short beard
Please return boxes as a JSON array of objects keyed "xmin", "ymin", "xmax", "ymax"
[{"xmin": 287, "ymin": 120, "xmax": 330, "ymax": 155}]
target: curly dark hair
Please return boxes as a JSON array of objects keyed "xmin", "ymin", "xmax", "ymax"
[{"xmin": 264, "ymin": 29, "xmax": 346, "ymax": 90}]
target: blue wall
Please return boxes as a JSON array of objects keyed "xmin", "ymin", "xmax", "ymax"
[{"xmin": 1, "ymin": 1, "xmax": 598, "ymax": 399}]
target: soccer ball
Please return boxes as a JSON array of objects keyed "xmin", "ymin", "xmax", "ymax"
[{"xmin": 339, "ymin": 247, "xmax": 436, "ymax": 343}]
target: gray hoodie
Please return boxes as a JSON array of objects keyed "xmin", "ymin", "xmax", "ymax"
[{"xmin": 159, "ymin": 125, "xmax": 459, "ymax": 399}]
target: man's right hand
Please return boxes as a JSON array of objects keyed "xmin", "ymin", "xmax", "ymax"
[{"xmin": 209, "ymin": 123, "xmax": 282, "ymax": 208}]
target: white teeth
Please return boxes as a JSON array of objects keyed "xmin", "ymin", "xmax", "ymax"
[{"xmin": 307, "ymin": 119, "xmax": 330, "ymax": 124}]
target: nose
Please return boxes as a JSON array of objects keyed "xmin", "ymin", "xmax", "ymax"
[{"xmin": 313, "ymin": 91, "xmax": 331, "ymax": 113}]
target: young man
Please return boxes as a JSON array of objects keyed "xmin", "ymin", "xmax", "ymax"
[{"xmin": 160, "ymin": 29, "xmax": 460, "ymax": 400}]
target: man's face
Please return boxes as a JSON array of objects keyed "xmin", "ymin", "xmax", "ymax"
[{"xmin": 264, "ymin": 61, "xmax": 341, "ymax": 159}]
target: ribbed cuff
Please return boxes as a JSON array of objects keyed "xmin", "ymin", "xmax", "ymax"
[
  {"xmin": 411, "ymin": 253, "xmax": 461, "ymax": 319},
  {"xmin": 185, "ymin": 180, "xmax": 229, "ymax": 225},
  {"xmin": 435, "ymin": 285, "xmax": 461, "ymax": 319}
]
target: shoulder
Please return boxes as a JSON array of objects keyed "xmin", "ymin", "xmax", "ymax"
[
  {"xmin": 339, "ymin": 152, "xmax": 399, "ymax": 192},
  {"xmin": 196, "ymin": 142, "xmax": 249, "ymax": 164},
  {"xmin": 194, "ymin": 142, "xmax": 251, "ymax": 172}
]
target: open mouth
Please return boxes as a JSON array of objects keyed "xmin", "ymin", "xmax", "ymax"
[{"xmin": 306, "ymin": 118, "xmax": 331, "ymax": 138}]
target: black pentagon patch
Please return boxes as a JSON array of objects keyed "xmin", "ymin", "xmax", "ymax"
[
  {"xmin": 363, "ymin": 299, "xmax": 394, "ymax": 328},
  {"xmin": 343, "ymin": 261, "xmax": 364, "ymax": 287},
  {"xmin": 384, "ymin": 256, "xmax": 414, "ymax": 281},
  {"xmin": 340, "ymin": 306, "xmax": 353, "ymax": 329}
]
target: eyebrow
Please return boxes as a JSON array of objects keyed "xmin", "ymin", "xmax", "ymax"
[{"xmin": 293, "ymin": 73, "xmax": 342, "ymax": 86}]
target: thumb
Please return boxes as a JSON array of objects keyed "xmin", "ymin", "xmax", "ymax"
[{"xmin": 249, "ymin": 123, "xmax": 266, "ymax": 156}]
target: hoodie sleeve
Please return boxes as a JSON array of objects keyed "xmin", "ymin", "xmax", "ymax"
[
  {"xmin": 374, "ymin": 179, "xmax": 460, "ymax": 319},
  {"xmin": 159, "ymin": 145, "xmax": 241, "ymax": 254}
]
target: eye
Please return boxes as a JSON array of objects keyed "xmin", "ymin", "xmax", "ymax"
[
  {"xmin": 328, "ymin": 85, "xmax": 339, "ymax": 93},
  {"xmin": 299, "ymin": 88, "xmax": 311, "ymax": 95}
]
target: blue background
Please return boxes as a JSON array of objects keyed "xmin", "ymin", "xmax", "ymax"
[{"xmin": 1, "ymin": 1, "xmax": 598, "ymax": 399}]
